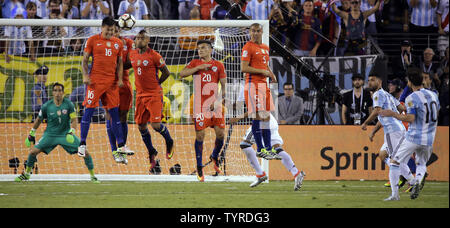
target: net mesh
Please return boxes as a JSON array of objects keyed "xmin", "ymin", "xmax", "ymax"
[{"xmin": 0, "ymin": 22, "xmax": 261, "ymax": 178}]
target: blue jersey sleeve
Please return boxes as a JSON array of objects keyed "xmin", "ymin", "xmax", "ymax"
[
  {"xmin": 399, "ymin": 86, "xmax": 411, "ymax": 103},
  {"xmin": 373, "ymin": 91, "xmax": 385, "ymax": 108}
]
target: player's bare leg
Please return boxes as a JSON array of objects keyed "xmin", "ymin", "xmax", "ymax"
[
  {"xmin": 195, "ymin": 129, "xmax": 205, "ymax": 181},
  {"xmin": 139, "ymin": 123, "xmax": 158, "ymax": 170},
  {"xmin": 150, "ymin": 122, "xmax": 174, "ymax": 160}
]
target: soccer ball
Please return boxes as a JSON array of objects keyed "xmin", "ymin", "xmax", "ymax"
[{"xmin": 118, "ymin": 14, "xmax": 136, "ymax": 30}]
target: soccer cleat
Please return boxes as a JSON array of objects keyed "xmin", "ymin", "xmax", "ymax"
[
  {"xmin": 294, "ymin": 171, "xmax": 306, "ymax": 191},
  {"xmin": 166, "ymin": 138, "xmax": 174, "ymax": 160},
  {"xmin": 149, "ymin": 151, "xmax": 157, "ymax": 170},
  {"xmin": 398, "ymin": 176, "xmax": 407, "ymax": 189},
  {"xmin": 91, "ymin": 176, "xmax": 100, "ymax": 184},
  {"xmin": 410, "ymin": 184, "xmax": 421, "ymax": 200},
  {"xmin": 384, "ymin": 181, "xmax": 391, "ymax": 187},
  {"xmin": 112, "ymin": 150, "xmax": 125, "ymax": 163},
  {"xmin": 14, "ymin": 173, "xmax": 30, "ymax": 182},
  {"xmin": 268, "ymin": 148, "xmax": 282, "ymax": 160},
  {"xmin": 197, "ymin": 166, "xmax": 204, "ymax": 182},
  {"xmin": 209, "ymin": 155, "xmax": 221, "ymax": 174},
  {"xmin": 383, "ymin": 195, "xmax": 400, "ymax": 201},
  {"xmin": 420, "ymin": 173, "xmax": 428, "ymax": 190},
  {"xmin": 78, "ymin": 145, "xmax": 86, "ymax": 157},
  {"xmin": 404, "ymin": 185, "xmax": 413, "ymax": 193},
  {"xmin": 257, "ymin": 149, "xmax": 273, "ymax": 160},
  {"xmin": 117, "ymin": 146, "xmax": 135, "ymax": 156},
  {"xmin": 250, "ymin": 172, "xmax": 267, "ymax": 188}
]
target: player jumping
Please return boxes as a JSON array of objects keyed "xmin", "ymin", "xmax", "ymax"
[
  {"xmin": 230, "ymin": 112, "xmax": 305, "ymax": 190},
  {"xmin": 79, "ymin": 16, "xmax": 133, "ymax": 163},
  {"xmin": 16, "ymin": 83, "xmax": 99, "ymax": 183},
  {"xmin": 380, "ymin": 67, "xmax": 440, "ymax": 201},
  {"xmin": 104, "ymin": 22, "xmax": 135, "ymax": 164},
  {"xmin": 241, "ymin": 23, "xmax": 277, "ymax": 158},
  {"xmin": 179, "ymin": 39, "xmax": 226, "ymax": 182},
  {"xmin": 127, "ymin": 29, "xmax": 174, "ymax": 170}
]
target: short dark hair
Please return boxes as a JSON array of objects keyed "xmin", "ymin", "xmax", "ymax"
[
  {"xmin": 283, "ymin": 82, "xmax": 294, "ymax": 88},
  {"xmin": 52, "ymin": 82, "xmax": 64, "ymax": 91},
  {"xmin": 102, "ymin": 16, "xmax": 116, "ymax": 27},
  {"xmin": 197, "ymin": 39, "xmax": 213, "ymax": 48},
  {"xmin": 407, "ymin": 67, "xmax": 423, "ymax": 86}
]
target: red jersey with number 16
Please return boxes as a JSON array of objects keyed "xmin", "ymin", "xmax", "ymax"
[
  {"xmin": 84, "ymin": 34, "xmax": 123, "ymax": 84},
  {"xmin": 241, "ymin": 41, "xmax": 270, "ymax": 84},
  {"xmin": 129, "ymin": 48, "xmax": 166, "ymax": 97}
]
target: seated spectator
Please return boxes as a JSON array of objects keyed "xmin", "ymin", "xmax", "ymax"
[
  {"xmin": 278, "ymin": 82, "xmax": 304, "ymax": 125},
  {"xmin": 437, "ymin": 46, "xmax": 449, "ymax": 78},
  {"xmin": 341, "ymin": 73, "xmax": 372, "ymax": 125},
  {"xmin": 31, "ymin": 65, "xmax": 49, "ymax": 121},
  {"xmin": 178, "ymin": 0, "xmax": 196, "ymax": 20},
  {"xmin": 24, "ymin": 0, "xmax": 49, "ymax": 18},
  {"xmin": 244, "ymin": 0, "xmax": 274, "ymax": 20},
  {"xmin": 438, "ymin": 71, "xmax": 449, "ymax": 125},
  {"xmin": 193, "ymin": 0, "xmax": 217, "ymax": 20},
  {"xmin": 391, "ymin": 40, "xmax": 420, "ymax": 82},
  {"xmin": 420, "ymin": 48, "xmax": 440, "ymax": 90},
  {"xmin": 70, "ymin": 84, "xmax": 106, "ymax": 123},
  {"xmin": 1, "ymin": 0, "xmax": 25, "ymax": 19},
  {"xmin": 388, "ymin": 78, "xmax": 404, "ymax": 101},
  {"xmin": 331, "ymin": 0, "xmax": 380, "ymax": 55},
  {"xmin": 81, "ymin": 0, "xmax": 110, "ymax": 34},
  {"xmin": 291, "ymin": 0, "xmax": 322, "ymax": 57},
  {"xmin": 405, "ymin": 0, "xmax": 438, "ymax": 34},
  {"xmin": 65, "ymin": 38, "xmax": 84, "ymax": 55},
  {"xmin": 4, "ymin": 8, "xmax": 34, "ymax": 63},
  {"xmin": 43, "ymin": 8, "xmax": 69, "ymax": 55}
]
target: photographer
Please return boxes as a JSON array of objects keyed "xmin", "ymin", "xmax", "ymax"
[{"xmin": 341, "ymin": 73, "xmax": 373, "ymax": 125}]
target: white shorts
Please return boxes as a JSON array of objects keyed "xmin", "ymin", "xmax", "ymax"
[
  {"xmin": 393, "ymin": 139, "xmax": 433, "ymax": 165},
  {"xmin": 380, "ymin": 131, "xmax": 406, "ymax": 157},
  {"xmin": 242, "ymin": 126, "xmax": 284, "ymax": 147}
]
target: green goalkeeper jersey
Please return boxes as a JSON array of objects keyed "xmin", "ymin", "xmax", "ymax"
[{"xmin": 38, "ymin": 98, "xmax": 76, "ymax": 136}]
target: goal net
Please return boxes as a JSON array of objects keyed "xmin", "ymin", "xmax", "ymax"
[{"xmin": 0, "ymin": 19, "xmax": 271, "ymax": 182}]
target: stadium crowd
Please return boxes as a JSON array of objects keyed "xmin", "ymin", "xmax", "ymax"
[{"xmin": 1, "ymin": 0, "xmax": 449, "ymax": 126}]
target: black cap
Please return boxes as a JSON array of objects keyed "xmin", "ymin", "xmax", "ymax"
[
  {"xmin": 401, "ymin": 40, "xmax": 412, "ymax": 47},
  {"xmin": 351, "ymin": 73, "xmax": 364, "ymax": 80},
  {"xmin": 34, "ymin": 65, "xmax": 49, "ymax": 75}
]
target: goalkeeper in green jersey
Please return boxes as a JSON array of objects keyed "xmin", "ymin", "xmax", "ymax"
[{"xmin": 15, "ymin": 83, "xmax": 99, "ymax": 183}]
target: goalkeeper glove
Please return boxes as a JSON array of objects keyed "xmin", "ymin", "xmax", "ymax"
[
  {"xmin": 66, "ymin": 128, "xmax": 76, "ymax": 144},
  {"xmin": 25, "ymin": 129, "xmax": 36, "ymax": 147}
]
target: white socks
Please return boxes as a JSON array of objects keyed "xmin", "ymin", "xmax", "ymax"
[
  {"xmin": 242, "ymin": 147, "xmax": 264, "ymax": 176},
  {"xmin": 389, "ymin": 164, "xmax": 400, "ymax": 197},
  {"xmin": 278, "ymin": 151, "xmax": 299, "ymax": 177}
]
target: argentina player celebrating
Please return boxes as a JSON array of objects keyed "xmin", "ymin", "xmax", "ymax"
[
  {"xmin": 380, "ymin": 68, "xmax": 440, "ymax": 201},
  {"xmin": 361, "ymin": 71, "xmax": 415, "ymax": 200}
]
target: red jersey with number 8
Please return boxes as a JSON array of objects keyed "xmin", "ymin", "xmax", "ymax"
[{"xmin": 129, "ymin": 48, "xmax": 166, "ymax": 97}]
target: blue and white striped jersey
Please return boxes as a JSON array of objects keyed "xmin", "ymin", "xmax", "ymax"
[
  {"xmin": 373, "ymin": 88, "xmax": 406, "ymax": 134},
  {"xmin": 244, "ymin": 0, "xmax": 274, "ymax": 20},
  {"xmin": 407, "ymin": 0, "xmax": 436, "ymax": 27},
  {"xmin": 405, "ymin": 88, "xmax": 440, "ymax": 146}
]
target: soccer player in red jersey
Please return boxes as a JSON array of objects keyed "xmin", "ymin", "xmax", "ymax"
[
  {"xmin": 241, "ymin": 23, "xmax": 277, "ymax": 156},
  {"xmin": 79, "ymin": 16, "xmax": 133, "ymax": 163},
  {"xmin": 127, "ymin": 30, "xmax": 174, "ymax": 169},
  {"xmin": 179, "ymin": 40, "xmax": 226, "ymax": 182},
  {"xmin": 104, "ymin": 22, "xmax": 135, "ymax": 164}
]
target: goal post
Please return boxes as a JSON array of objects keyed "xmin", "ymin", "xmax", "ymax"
[{"xmin": 0, "ymin": 19, "xmax": 271, "ymax": 182}]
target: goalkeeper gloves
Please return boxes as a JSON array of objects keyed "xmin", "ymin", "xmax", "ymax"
[
  {"xmin": 25, "ymin": 129, "xmax": 36, "ymax": 147},
  {"xmin": 66, "ymin": 128, "xmax": 76, "ymax": 144}
]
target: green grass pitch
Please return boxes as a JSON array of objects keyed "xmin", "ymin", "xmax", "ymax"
[{"xmin": 0, "ymin": 180, "xmax": 448, "ymax": 208}]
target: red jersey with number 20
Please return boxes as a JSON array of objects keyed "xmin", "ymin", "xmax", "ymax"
[
  {"xmin": 129, "ymin": 48, "xmax": 166, "ymax": 97},
  {"xmin": 186, "ymin": 59, "xmax": 226, "ymax": 115},
  {"xmin": 241, "ymin": 41, "xmax": 270, "ymax": 84}
]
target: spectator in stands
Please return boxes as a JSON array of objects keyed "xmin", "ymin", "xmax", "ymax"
[
  {"xmin": 177, "ymin": 7, "xmax": 214, "ymax": 50},
  {"xmin": 81, "ymin": 0, "xmax": 110, "ymax": 34},
  {"xmin": 291, "ymin": 0, "xmax": 322, "ymax": 56},
  {"xmin": 24, "ymin": 0, "xmax": 49, "ymax": 18},
  {"xmin": 1, "ymin": 0, "xmax": 25, "ymax": 19},
  {"xmin": 391, "ymin": 40, "xmax": 420, "ymax": 81},
  {"xmin": 244, "ymin": 0, "xmax": 274, "ymax": 20},
  {"xmin": 70, "ymin": 84, "xmax": 106, "ymax": 123},
  {"xmin": 405, "ymin": 0, "xmax": 438, "ymax": 34},
  {"xmin": 269, "ymin": 0, "xmax": 296, "ymax": 45},
  {"xmin": 47, "ymin": 0, "xmax": 62, "ymax": 17},
  {"xmin": 149, "ymin": 0, "xmax": 178, "ymax": 19},
  {"xmin": 31, "ymin": 65, "xmax": 49, "ymax": 121},
  {"xmin": 43, "ymin": 8, "xmax": 69, "ymax": 55},
  {"xmin": 62, "ymin": 0, "xmax": 80, "ymax": 19},
  {"xmin": 438, "ymin": 71, "xmax": 449, "ymax": 125},
  {"xmin": 193, "ymin": 0, "xmax": 217, "ymax": 20},
  {"xmin": 341, "ymin": 73, "xmax": 372, "ymax": 125},
  {"xmin": 331, "ymin": 0, "xmax": 380, "ymax": 55},
  {"xmin": 334, "ymin": 0, "xmax": 351, "ymax": 56},
  {"xmin": 178, "ymin": 0, "xmax": 196, "ymax": 19},
  {"xmin": 388, "ymin": 78, "xmax": 404, "ymax": 100},
  {"xmin": 4, "ymin": 8, "xmax": 34, "ymax": 63},
  {"xmin": 65, "ymin": 38, "xmax": 84, "ymax": 55},
  {"xmin": 118, "ymin": 0, "xmax": 149, "ymax": 19},
  {"xmin": 438, "ymin": 46, "xmax": 449, "ymax": 77},
  {"xmin": 436, "ymin": 0, "xmax": 449, "ymax": 57},
  {"xmin": 278, "ymin": 82, "xmax": 304, "ymax": 125},
  {"xmin": 421, "ymin": 47, "xmax": 440, "ymax": 89},
  {"xmin": 25, "ymin": 1, "xmax": 40, "ymax": 60},
  {"xmin": 360, "ymin": 0, "xmax": 382, "ymax": 37}
]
